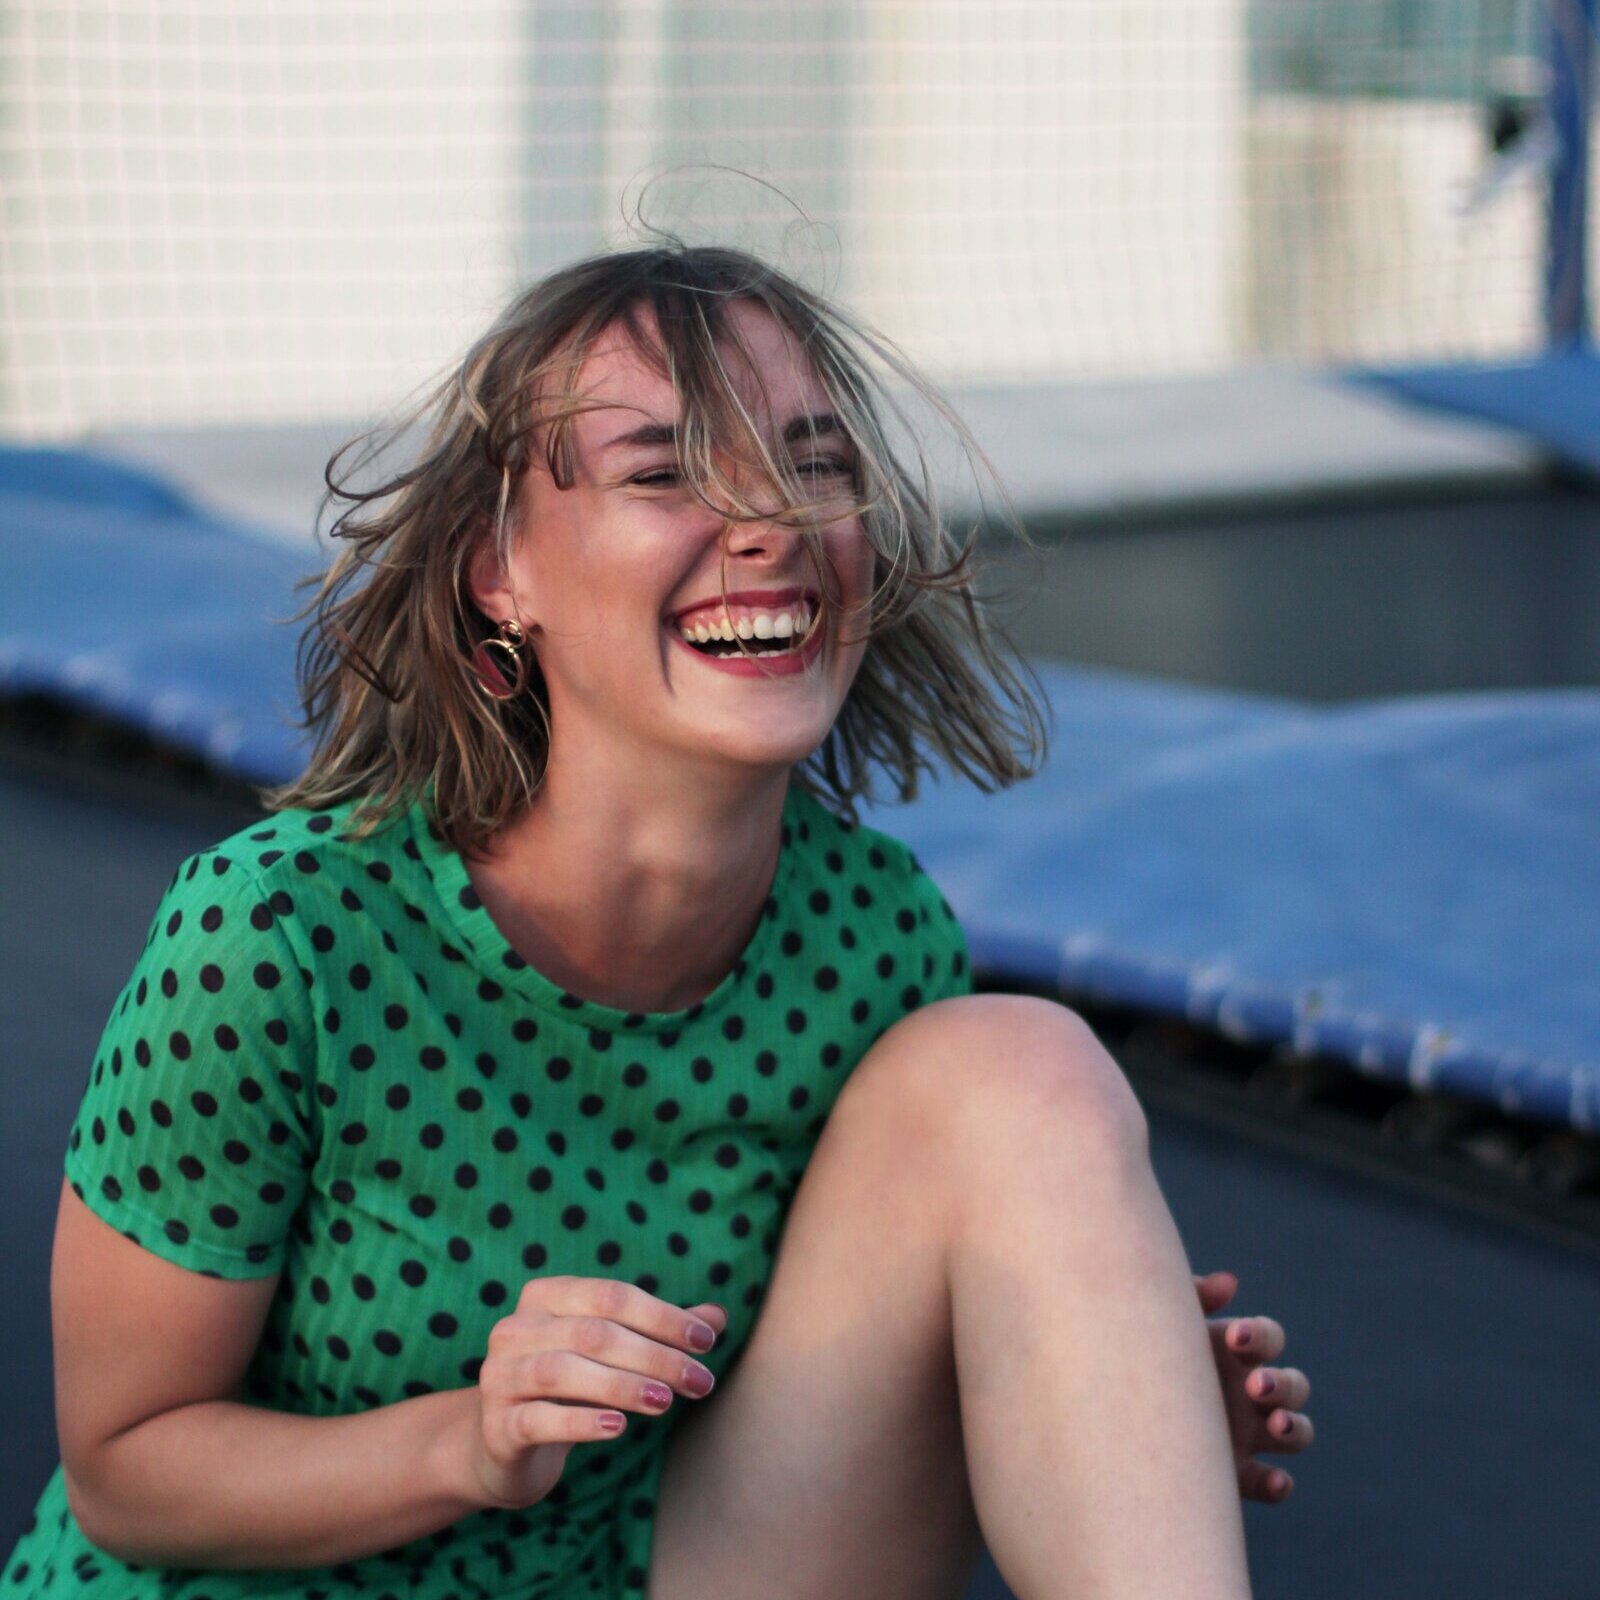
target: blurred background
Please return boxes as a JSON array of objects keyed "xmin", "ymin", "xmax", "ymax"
[
  {"xmin": 0, "ymin": 0, "xmax": 1576, "ymax": 420},
  {"xmin": 3, "ymin": 3, "xmax": 1598, "ymax": 1597}
]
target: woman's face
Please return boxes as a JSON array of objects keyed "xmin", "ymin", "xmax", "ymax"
[{"xmin": 474, "ymin": 299, "xmax": 875, "ymax": 785}]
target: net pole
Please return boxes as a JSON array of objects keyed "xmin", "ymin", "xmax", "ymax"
[{"xmin": 1544, "ymin": 0, "xmax": 1597, "ymax": 347}]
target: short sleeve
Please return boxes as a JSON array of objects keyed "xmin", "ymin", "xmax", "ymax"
[{"xmin": 63, "ymin": 849, "xmax": 320, "ymax": 1279}]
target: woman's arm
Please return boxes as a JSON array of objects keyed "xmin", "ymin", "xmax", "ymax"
[
  {"xmin": 56, "ymin": 1182, "xmax": 729, "ymax": 1571},
  {"xmin": 54, "ymin": 1181, "xmax": 486, "ymax": 1570}
]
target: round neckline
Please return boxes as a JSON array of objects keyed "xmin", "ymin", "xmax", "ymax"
[{"xmin": 407, "ymin": 781, "xmax": 799, "ymax": 1036}]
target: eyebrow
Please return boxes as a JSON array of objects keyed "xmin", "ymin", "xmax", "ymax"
[{"xmin": 599, "ymin": 411, "xmax": 847, "ymax": 454}]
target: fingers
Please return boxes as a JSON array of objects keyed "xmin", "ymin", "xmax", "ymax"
[
  {"xmin": 690, "ymin": 1301, "xmax": 730, "ymax": 1335},
  {"xmin": 495, "ymin": 1346, "xmax": 713, "ymax": 1423},
  {"xmin": 525, "ymin": 1274, "xmax": 722, "ymax": 1354},
  {"xmin": 1238, "ymin": 1459, "xmax": 1295, "ymax": 1504},
  {"xmin": 484, "ymin": 1278, "xmax": 722, "ymax": 1449},
  {"xmin": 1225, "ymin": 1314, "xmax": 1286, "ymax": 1364},
  {"xmin": 1247, "ymin": 1365, "xmax": 1311, "ymax": 1413},
  {"xmin": 1263, "ymin": 1407, "xmax": 1315, "ymax": 1452},
  {"xmin": 1193, "ymin": 1270, "xmax": 1239, "ymax": 1315},
  {"xmin": 504, "ymin": 1396, "xmax": 637, "ymax": 1447}
]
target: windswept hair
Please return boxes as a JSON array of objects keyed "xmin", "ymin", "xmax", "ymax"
[{"xmin": 262, "ymin": 244, "xmax": 1049, "ymax": 858}]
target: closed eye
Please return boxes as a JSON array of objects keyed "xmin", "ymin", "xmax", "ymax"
[
  {"xmin": 626, "ymin": 457, "xmax": 855, "ymax": 492},
  {"xmin": 797, "ymin": 456, "xmax": 854, "ymax": 478}
]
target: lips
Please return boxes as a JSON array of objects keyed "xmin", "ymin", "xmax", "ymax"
[
  {"xmin": 666, "ymin": 586, "xmax": 818, "ymax": 629},
  {"xmin": 667, "ymin": 614, "xmax": 826, "ymax": 677}
]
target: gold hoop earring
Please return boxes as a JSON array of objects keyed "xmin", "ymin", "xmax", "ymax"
[{"xmin": 470, "ymin": 618, "xmax": 529, "ymax": 701}]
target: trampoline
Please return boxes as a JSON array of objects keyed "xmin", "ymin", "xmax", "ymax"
[
  {"xmin": 5, "ymin": 0, "xmax": 1598, "ymax": 1589},
  {"xmin": 5, "ymin": 714, "xmax": 1598, "ymax": 1600},
  {"xmin": 3, "ymin": 434, "xmax": 1598, "ymax": 1599}
]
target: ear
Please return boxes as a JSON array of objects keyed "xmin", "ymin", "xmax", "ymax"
[{"xmin": 464, "ymin": 527, "xmax": 533, "ymax": 632}]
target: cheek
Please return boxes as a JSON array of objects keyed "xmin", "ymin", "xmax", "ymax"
[{"xmin": 821, "ymin": 519, "xmax": 876, "ymax": 605}]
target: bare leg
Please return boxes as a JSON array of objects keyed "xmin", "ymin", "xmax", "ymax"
[{"xmin": 649, "ymin": 994, "xmax": 1251, "ymax": 1600}]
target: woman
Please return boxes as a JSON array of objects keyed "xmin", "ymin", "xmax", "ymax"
[{"xmin": 4, "ymin": 246, "xmax": 1311, "ymax": 1599}]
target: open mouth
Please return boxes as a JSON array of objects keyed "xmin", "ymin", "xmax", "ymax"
[{"xmin": 674, "ymin": 598, "xmax": 819, "ymax": 661}]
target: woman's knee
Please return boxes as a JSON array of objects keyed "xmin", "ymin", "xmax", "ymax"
[{"xmin": 835, "ymin": 993, "xmax": 1149, "ymax": 1171}]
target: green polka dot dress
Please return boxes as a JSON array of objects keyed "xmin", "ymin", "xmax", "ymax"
[{"xmin": 2, "ymin": 782, "xmax": 971, "ymax": 1599}]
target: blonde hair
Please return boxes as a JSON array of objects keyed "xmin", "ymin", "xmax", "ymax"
[{"xmin": 262, "ymin": 244, "xmax": 1049, "ymax": 857}]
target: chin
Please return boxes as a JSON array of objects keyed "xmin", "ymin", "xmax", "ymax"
[{"xmin": 690, "ymin": 718, "xmax": 837, "ymax": 775}]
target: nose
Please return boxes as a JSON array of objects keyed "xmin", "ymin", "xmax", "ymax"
[
  {"xmin": 720, "ymin": 511, "xmax": 794, "ymax": 564},
  {"xmin": 706, "ymin": 469, "xmax": 796, "ymax": 564}
]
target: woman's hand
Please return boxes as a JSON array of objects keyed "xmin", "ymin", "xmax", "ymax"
[
  {"xmin": 1194, "ymin": 1270, "xmax": 1314, "ymax": 1504},
  {"xmin": 467, "ymin": 1276, "xmax": 731, "ymax": 1511}
]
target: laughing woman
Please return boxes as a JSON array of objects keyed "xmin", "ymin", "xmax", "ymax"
[{"xmin": 4, "ymin": 246, "xmax": 1311, "ymax": 1600}]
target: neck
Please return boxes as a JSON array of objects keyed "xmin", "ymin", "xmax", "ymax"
[{"xmin": 467, "ymin": 736, "xmax": 791, "ymax": 1014}]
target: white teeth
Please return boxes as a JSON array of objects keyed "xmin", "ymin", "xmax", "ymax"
[{"xmin": 675, "ymin": 603, "xmax": 817, "ymax": 647}]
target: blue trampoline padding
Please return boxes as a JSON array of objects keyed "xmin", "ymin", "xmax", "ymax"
[
  {"xmin": 4, "ymin": 444, "xmax": 1599, "ymax": 1129},
  {"xmin": 1358, "ymin": 351, "xmax": 1600, "ymax": 477},
  {"xmin": 1, "ymin": 446, "xmax": 318, "ymax": 780}
]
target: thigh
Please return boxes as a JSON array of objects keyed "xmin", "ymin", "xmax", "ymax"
[{"xmin": 647, "ymin": 999, "xmax": 988, "ymax": 1600}]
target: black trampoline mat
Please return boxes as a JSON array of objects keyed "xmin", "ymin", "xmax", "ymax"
[{"xmin": 3, "ymin": 729, "xmax": 1596, "ymax": 1600}]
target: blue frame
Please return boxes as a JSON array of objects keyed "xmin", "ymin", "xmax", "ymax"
[{"xmin": 1546, "ymin": 0, "xmax": 1597, "ymax": 347}]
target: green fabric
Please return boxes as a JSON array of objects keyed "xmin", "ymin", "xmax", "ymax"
[{"xmin": 4, "ymin": 783, "xmax": 971, "ymax": 1599}]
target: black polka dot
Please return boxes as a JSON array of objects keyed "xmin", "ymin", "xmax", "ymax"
[{"xmin": 57, "ymin": 783, "xmax": 970, "ymax": 1575}]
